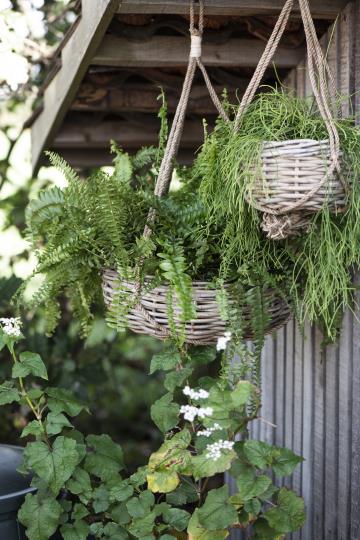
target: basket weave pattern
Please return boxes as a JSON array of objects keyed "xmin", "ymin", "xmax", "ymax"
[
  {"xmin": 247, "ymin": 139, "xmax": 346, "ymax": 239},
  {"xmin": 102, "ymin": 269, "xmax": 291, "ymax": 345}
]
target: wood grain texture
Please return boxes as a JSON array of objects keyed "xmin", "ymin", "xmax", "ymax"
[
  {"xmin": 93, "ymin": 35, "xmax": 305, "ymax": 68},
  {"xmin": 117, "ymin": 0, "xmax": 348, "ymax": 19}
]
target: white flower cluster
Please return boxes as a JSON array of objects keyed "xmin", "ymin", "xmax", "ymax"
[
  {"xmin": 0, "ymin": 317, "xmax": 22, "ymax": 337},
  {"xmin": 183, "ymin": 385, "xmax": 209, "ymax": 400},
  {"xmin": 216, "ymin": 331, "xmax": 232, "ymax": 351},
  {"xmin": 197, "ymin": 423, "xmax": 222, "ymax": 437},
  {"xmin": 180, "ymin": 405, "xmax": 213, "ymax": 422},
  {"xmin": 206, "ymin": 439, "xmax": 235, "ymax": 461}
]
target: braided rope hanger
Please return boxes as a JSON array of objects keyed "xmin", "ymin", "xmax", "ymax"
[
  {"xmin": 131, "ymin": 0, "xmax": 228, "ymax": 341},
  {"xmin": 233, "ymin": 0, "xmax": 347, "ymax": 219}
]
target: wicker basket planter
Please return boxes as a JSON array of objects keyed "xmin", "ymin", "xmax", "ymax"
[
  {"xmin": 248, "ymin": 139, "xmax": 346, "ymax": 239},
  {"xmin": 102, "ymin": 269, "xmax": 290, "ymax": 345}
]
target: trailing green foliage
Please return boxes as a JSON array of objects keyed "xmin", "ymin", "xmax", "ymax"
[
  {"xmin": 0, "ymin": 324, "xmax": 306, "ymax": 539},
  {"xmin": 195, "ymin": 87, "xmax": 360, "ymax": 339}
]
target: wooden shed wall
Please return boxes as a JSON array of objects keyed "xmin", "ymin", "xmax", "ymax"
[{"xmin": 230, "ymin": 2, "xmax": 360, "ymax": 539}]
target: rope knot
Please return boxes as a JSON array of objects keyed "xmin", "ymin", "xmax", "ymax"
[{"xmin": 190, "ymin": 33, "xmax": 202, "ymax": 58}]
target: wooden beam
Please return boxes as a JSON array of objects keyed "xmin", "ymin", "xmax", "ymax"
[
  {"xmin": 31, "ymin": 0, "xmax": 118, "ymax": 173},
  {"xmin": 116, "ymin": 0, "xmax": 347, "ymax": 19},
  {"xmin": 93, "ymin": 35, "xmax": 305, "ymax": 68},
  {"xmin": 52, "ymin": 116, "xmax": 205, "ymax": 149},
  {"xmin": 71, "ymin": 82, "xmax": 245, "ymax": 114}
]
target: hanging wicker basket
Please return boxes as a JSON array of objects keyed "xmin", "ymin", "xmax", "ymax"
[
  {"xmin": 102, "ymin": 269, "xmax": 291, "ymax": 345},
  {"xmin": 247, "ymin": 139, "xmax": 347, "ymax": 239}
]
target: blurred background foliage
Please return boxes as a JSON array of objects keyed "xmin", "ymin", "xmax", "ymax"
[{"xmin": 0, "ymin": 0, "xmax": 165, "ymax": 472}]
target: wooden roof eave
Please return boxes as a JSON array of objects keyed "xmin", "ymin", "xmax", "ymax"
[{"xmin": 30, "ymin": 0, "xmax": 118, "ymax": 174}]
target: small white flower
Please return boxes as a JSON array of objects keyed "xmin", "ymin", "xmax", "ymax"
[
  {"xmin": 216, "ymin": 331, "xmax": 232, "ymax": 351},
  {"xmin": 197, "ymin": 423, "xmax": 222, "ymax": 437},
  {"xmin": 197, "ymin": 406, "xmax": 213, "ymax": 419},
  {"xmin": 182, "ymin": 386, "xmax": 209, "ymax": 400},
  {"xmin": 205, "ymin": 439, "xmax": 235, "ymax": 461},
  {"xmin": 180, "ymin": 404, "xmax": 213, "ymax": 422},
  {"xmin": 0, "ymin": 317, "xmax": 22, "ymax": 337}
]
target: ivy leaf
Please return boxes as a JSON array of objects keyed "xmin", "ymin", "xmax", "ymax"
[
  {"xmin": 24, "ymin": 436, "xmax": 79, "ymax": 494},
  {"xmin": 46, "ymin": 412, "xmax": 73, "ymax": 436},
  {"xmin": 231, "ymin": 381, "xmax": 254, "ymax": 407},
  {"xmin": 187, "ymin": 509, "xmax": 229, "ymax": 540},
  {"xmin": 66, "ymin": 467, "xmax": 92, "ymax": 504},
  {"xmin": 198, "ymin": 486, "xmax": 238, "ymax": 531},
  {"xmin": 163, "ymin": 507, "xmax": 191, "ymax": 531},
  {"xmin": 264, "ymin": 488, "xmax": 306, "ymax": 533},
  {"xmin": 109, "ymin": 482, "xmax": 134, "ymax": 503},
  {"xmin": 192, "ymin": 448, "xmax": 236, "ymax": 480},
  {"xmin": 0, "ymin": 381, "xmax": 20, "ymax": 405},
  {"xmin": 85, "ymin": 434, "xmax": 124, "ymax": 481},
  {"xmin": 243, "ymin": 440, "xmax": 275, "ymax": 469},
  {"xmin": 61, "ymin": 520, "xmax": 89, "ymax": 540},
  {"xmin": 128, "ymin": 512, "xmax": 156, "ymax": 538},
  {"xmin": 93, "ymin": 486, "xmax": 110, "ymax": 513},
  {"xmin": 126, "ymin": 491, "xmax": 155, "ymax": 518},
  {"xmin": 18, "ymin": 493, "xmax": 62, "ymax": 540},
  {"xmin": 188, "ymin": 346, "xmax": 217, "ymax": 365},
  {"xmin": 21, "ymin": 420, "xmax": 43, "ymax": 438},
  {"xmin": 110, "ymin": 502, "xmax": 131, "ymax": 525},
  {"xmin": 151, "ymin": 393, "xmax": 179, "ymax": 433},
  {"xmin": 237, "ymin": 471, "xmax": 272, "ymax": 501},
  {"xmin": 12, "ymin": 352, "xmax": 48, "ymax": 380},
  {"xmin": 150, "ymin": 350, "xmax": 181, "ymax": 374},
  {"xmin": 147, "ymin": 470, "xmax": 180, "ymax": 493},
  {"xmin": 164, "ymin": 366, "xmax": 193, "ymax": 392},
  {"xmin": 272, "ymin": 448, "xmax": 303, "ymax": 477},
  {"xmin": 46, "ymin": 387, "xmax": 86, "ymax": 416},
  {"xmin": 166, "ymin": 481, "xmax": 199, "ymax": 506},
  {"xmin": 252, "ymin": 518, "xmax": 284, "ymax": 539}
]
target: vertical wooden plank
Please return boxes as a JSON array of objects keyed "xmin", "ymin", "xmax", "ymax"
[
  {"xmin": 312, "ymin": 327, "xmax": 325, "ymax": 539},
  {"xmin": 337, "ymin": 309, "xmax": 353, "ymax": 540},
  {"xmin": 284, "ymin": 319, "xmax": 295, "ymax": 490},
  {"xmin": 338, "ymin": 3, "xmax": 356, "ymax": 114},
  {"xmin": 296, "ymin": 60, "xmax": 306, "ymax": 98},
  {"xmin": 260, "ymin": 335, "xmax": 276, "ymax": 444},
  {"xmin": 292, "ymin": 323, "xmax": 304, "ymax": 540},
  {"xmin": 350, "ymin": 273, "xmax": 360, "ymax": 540},
  {"xmin": 301, "ymin": 322, "xmax": 314, "ymax": 540}
]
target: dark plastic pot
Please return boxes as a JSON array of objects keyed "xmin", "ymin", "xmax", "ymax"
[{"xmin": 0, "ymin": 444, "xmax": 36, "ymax": 539}]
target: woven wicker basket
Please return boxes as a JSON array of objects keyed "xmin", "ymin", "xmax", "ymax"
[{"xmin": 102, "ymin": 269, "xmax": 290, "ymax": 345}]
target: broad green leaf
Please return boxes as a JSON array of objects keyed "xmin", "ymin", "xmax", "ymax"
[
  {"xmin": 272, "ymin": 448, "xmax": 303, "ymax": 477},
  {"xmin": 66, "ymin": 467, "xmax": 92, "ymax": 503},
  {"xmin": 110, "ymin": 502, "xmax": 131, "ymax": 525},
  {"xmin": 150, "ymin": 350, "xmax": 181, "ymax": 374},
  {"xmin": 72, "ymin": 503, "xmax": 89, "ymax": 521},
  {"xmin": 244, "ymin": 497, "xmax": 261, "ymax": 516},
  {"xmin": 252, "ymin": 518, "xmax": 284, "ymax": 539},
  {"xmin": 231, "ymin": 381, "xmax": 254, "ymax": 407},
  {"xmin": 264, "ymin": 488, "xmax": 305, "ymax": 533},
  {"xmin": 163, "ymin": 507, "xmax": 191, "ymax": 531},
  {"xmin": 192, "ymin": 448, "xmax": 236, "ymax": 480},
  {"xmin": 0, "ymin": 380, "xmax": 21, "ymax": 405},
  {"xmin": 103, "ymin": 522, "xmax": 129, "ymax": 539},
  {"xmin": 109, "ymin": 482, "xmax": 134, "ymax": 502},
  {"xmin": 198, "ymin": 486, "xmax": 238, "ymax": 531},
  {"xmin": 12, "ymin": 352, "xmax": 48, "ymax": 380},
  {"xmin": 93, "ymin": 486, "xmax": 110, "ymax": 512},
  {"xmin": 147, "ymin": 470, "xmax": 180, "ymax": 493},
  {"xmin": 164, "ymin": 366, "xmax": 193, "ymax": 392},
  {"xmin": 166, "ymin": 481, "xmax": 199, "ymax": 505},
  {"xmin": 243, "ymin": 440, "xmax": 275, "ymax": 469},
  {"xmin": 148, "ymin": 430, "xmax": 191, "ymax": 476},
  {"xmin": 46, "ymin": 387, "xmax": 86, "ymax": 416},
  {"xmin": 187, "ymin": 509, "xmax": 229, "ymax": 540},
  {"xmin": 128, "ymin": 511, "xmax": 156, "ymax": 538},
  {"xmin": 160, "ymin": 536, "xmax": 177, "ymax": 540},
  {"xmin": 151, "ymin": 393, "xmax": 180, "ymax": 433},
  {"xmin": 130, "ymin": 465, "xmax": 147, "ymax": 487},
  {"xmin": 24, "ymin": 436, "xmax": 79, "ymax": 494},
  {"xmin": 85, "ymin": 434, "xmax": 124, "ymax": 481},
  {"xmin": 188, "ymin": 346, "xmax": 217, "ymax": 365},
  {"xmin": 126, "ymin": 490, "xmax": 155, "ymax": 518},
  {"xmin": 18, "ymin": 493, "xmax": 61, "ymax": 540},
  {"xmin": 46, "ymin": 412, "xmax": 73, "ymax": 436},
  {"xmin": 21, "ymin": 420, "xmax": 43, "ymax": 438},
  {"xmin": 237, "ymin": 472, "xmax": 272, "ymax": 501},
  {"xmin": 61, "ymin": 520, "xmax": 89, "ymax": 540},
  {"xmin": 206, "ymin": 386, "xmax": 233, "ymax": 429}
]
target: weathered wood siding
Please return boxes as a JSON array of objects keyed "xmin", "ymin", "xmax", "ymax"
[{"xmin": 230, "ymin": 2, "xmax": 360, "ymax": 538}]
